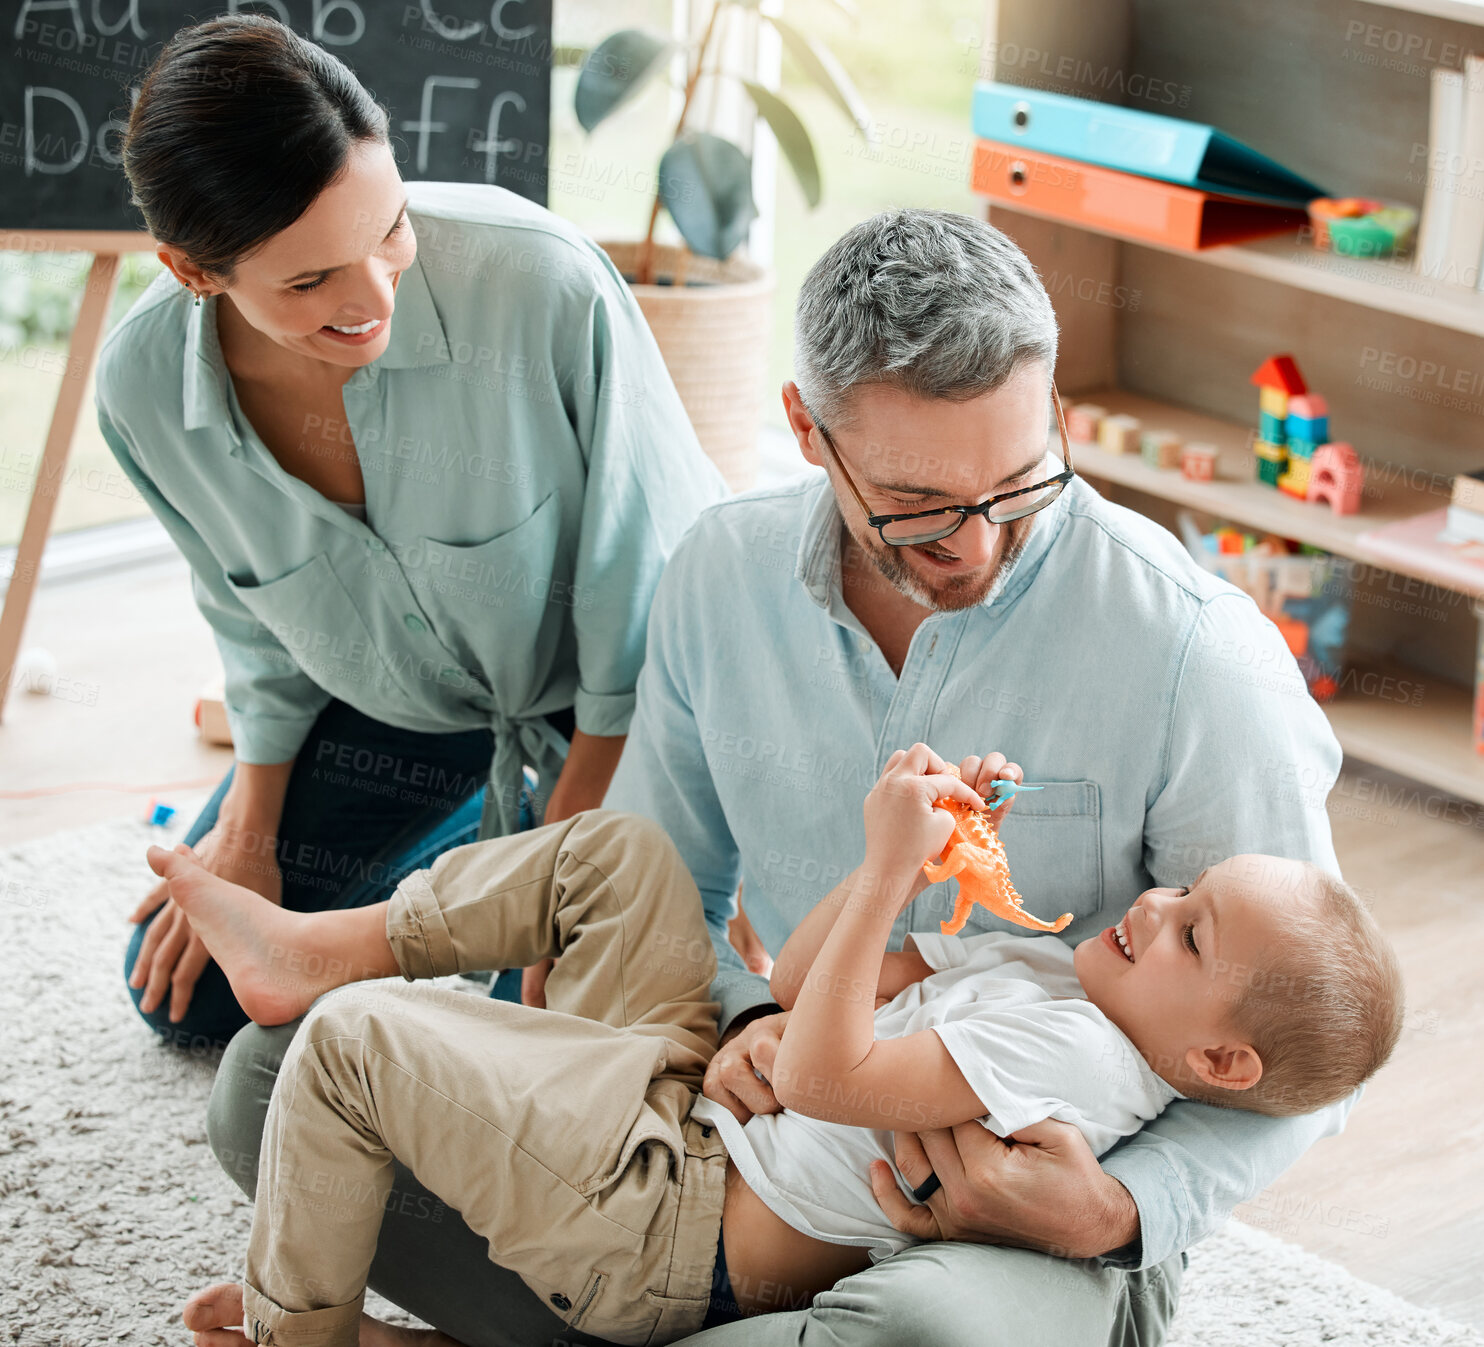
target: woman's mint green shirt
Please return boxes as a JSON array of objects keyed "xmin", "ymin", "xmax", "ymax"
[{"xmin": 95, "ymin": 182, "xmax": 727, "ymax": 834}]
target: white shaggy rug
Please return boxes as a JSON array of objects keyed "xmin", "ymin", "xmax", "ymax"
[{"xmin": 2, "ymin": 812, "xmax": 1480, "ymax": 1347}]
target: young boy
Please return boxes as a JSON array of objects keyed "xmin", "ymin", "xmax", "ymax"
[{"xmin": 168, "ymin": 744, "xmax": 1403, "ymax": 1347}]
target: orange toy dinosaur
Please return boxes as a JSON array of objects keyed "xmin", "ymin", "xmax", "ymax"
[{"xmin": 924, "ymin": 767, "xmax": 1072, "ymax": 935}]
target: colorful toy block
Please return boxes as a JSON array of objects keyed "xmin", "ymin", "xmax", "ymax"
[
  {"xmin": 1251, "ymin": 354, "xmax": 1307, "ymax": 397},
  {"xmin": 1181, "ymin": 443, "xmax": 1218, "ymax": 481},
  {"xmin": 1286, "ymin": 437, "xmax": 1318, "ymax": 461},
  {"xmin": 1098, "ymin": 413, "xmax": 1142, "ymax": 454},
  {"xmin": 1066, "ymin": 403, "xmax": 1106, "ymax": 442},
  {"xmin": 1259, "ymin": 386, "xmax": 1290, "ymax": 419},
  {"xmin": 1258, "ymin": 410, "xmax": 1287, "ymax": 443},
  {"xmin": 1140, "ymin": 430, "xmax": 1182, "ymax": 470},
  {"xmin": 1285, "ymin": 394, "xmax": 1328, "ymax": 445},
  {"xmin": 1253, "ymin": 439, "xmax": 1286, "ymax": 486},
  {"xmin": 1278, "ymin": 457, "xmax": 1313, "ymax": 499},
  {"xmin": 1307, "ymin": 442, "xmax": 1363, "ymax": 515}
]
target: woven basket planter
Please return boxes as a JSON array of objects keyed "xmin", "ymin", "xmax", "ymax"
[{"xmin": 601, "ymin": 241, "xmax": 773, "ymax": 492}]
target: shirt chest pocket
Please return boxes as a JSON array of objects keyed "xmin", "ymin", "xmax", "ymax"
[
  {"xmin": 402, "ymin": 490, "xmax": 567, "ymax": 702},
  {"xmin": 954, "ymin": 780, "xmax": 1104, "ymax": 937},
  {"xmin": 223, "ymin": 552, "xmax": 398, "ymax": 700}
]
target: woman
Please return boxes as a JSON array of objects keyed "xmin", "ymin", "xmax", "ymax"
[{"xmin": 99, "ymin": 14, "xmax": 727, "ymax": 1046}]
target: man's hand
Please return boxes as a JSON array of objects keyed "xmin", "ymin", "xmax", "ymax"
[
  {"xmin": 702, "ymin": 1010, "xmax": 790, "ymax": 1123},
  {"xmin": 870, "ymin": 1118, "xmax": 1140, "ymax": 1260},
  {"xmin": 956, "ymin": 752, "xmax": 1024, "ymax": 832},
  {"xmin": 128, "ymin": 825, "xmax": 282, "ymax": 1024}
]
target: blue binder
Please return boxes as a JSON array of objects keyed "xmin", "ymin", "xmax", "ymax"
[{"xmin": 972, "ymin": 82, "xmax": 1329, "ymax": 206}]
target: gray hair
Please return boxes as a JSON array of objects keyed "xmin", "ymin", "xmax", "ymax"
[{"xmin": 794, "ymin": 209, "xmax": 1059, "ymax": 429}]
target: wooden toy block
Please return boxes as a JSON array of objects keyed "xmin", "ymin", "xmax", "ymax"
[
  {"xmin": 1286, "ymin": 414, "xmax": 1328, "ymax": 444},
  {"xmin": 1250, "ymin": 354, "xmax": 1308, "ymax": 396},
  {"xmin": 1451, "ymin": 467, "xmax": 1484, "ymax": 514},
  {"xmin": 1272, "ymin": 613, "xmax": 1310, "ymax": 658},
  {"xmin": 1253, "ymin": 438, "xmax": 1286, "ymax": 487},
  {"xmin": 1066, "ymin": 403, "xmax": 1107, "ymax": 442},
  {"xmin": 1181, "ymin": 443, "xmax": 1218, "ymax": 481},
  {"xmin": 1098, "ymin": 413, "xmax": 1142, "ymax": 454},
  {"xmin": 1446, "ymin": 506, "xmax": 1484, "ymax": 544},
  {"xmin": 1307, "ymin": 442, "xmax": 1363, "ymax": 515},
  {"xmin": 195, "ymin": 677, "xmax": 233, "ymax": 747},
  {"xmin": 1258, "ymin": 410, "xmax": 1287, "ymax": 443},
  {"xmin": 1140, "ymin": 430, "xmax": 1182, "ymax": 469},
  {"xmin": 1278, "ymin": 457, "xmax": 1313, "ymax": 498},
  {"xmin": 1258, "ymin": 386, "xmax": 1289, "ymax": 419},
  {"xmin": 1287, "ymin": 393, "xmax": 1327, "ymax": 420}
]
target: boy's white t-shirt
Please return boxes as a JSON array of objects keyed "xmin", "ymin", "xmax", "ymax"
[{"xmin": 691, "ymin": 930, "xmax": 1183, "ymax": 1261}]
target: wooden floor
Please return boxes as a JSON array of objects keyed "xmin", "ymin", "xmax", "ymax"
[{"xmin": 2, "ymin": 558, "xmax": 1481, "ymax": 1330}]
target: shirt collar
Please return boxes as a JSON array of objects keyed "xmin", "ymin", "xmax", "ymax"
[
  {"xmin": 179, "ymin": 249, "xmax": 451, "ymax": 433},
  {"xmin": 181, "ymin": 290, "xmax": 235, "ymax": 439},
  {"xmin": 794, "ymin": 471, "xmax": 1076, "ymax": 617}
]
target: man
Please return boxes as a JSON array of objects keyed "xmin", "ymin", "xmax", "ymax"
[
  {"xmin": 600, "ymin": 208, "xmax": 1350, "ymax": 1343},
  {"xmin": 206, "ymin": 210, "xmax": 1348, "ymax": 1346}
]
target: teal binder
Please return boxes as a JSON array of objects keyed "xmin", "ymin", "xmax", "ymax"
[{"xmin": 972, "ymin": 82, "xmax": 1329, "ymax": 206}]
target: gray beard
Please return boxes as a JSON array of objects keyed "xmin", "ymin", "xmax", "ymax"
[{"xmin": 865, "ymin": 517, "xmax": 1034, "ymax": 612}]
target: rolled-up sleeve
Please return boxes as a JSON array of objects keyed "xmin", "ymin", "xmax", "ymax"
[
  {"xmin": 1098, "ymin": 1089, "xmax": 1356, "ymax": 1270},
  {"xmin": 563, "ymin": 250, "xmax": 727, "ymax": 739},
  {"xmin": 97, "ymin": 407, "xmax": 327, "ymax": 763}
]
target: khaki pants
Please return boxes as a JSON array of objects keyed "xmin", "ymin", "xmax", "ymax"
[{"xmin": 239, "ymin": 810, "xmax": 729, "ymax": 1347}]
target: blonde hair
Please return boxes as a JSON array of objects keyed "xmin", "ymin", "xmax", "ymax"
[{"xmin": 1191, "ymin": 866, "xmax": 1404, "ymax": 1117}]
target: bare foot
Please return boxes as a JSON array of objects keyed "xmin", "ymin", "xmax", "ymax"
[
  {"xmin": 146, "ymin": 844, "xmax": 360, "ymax": 1025},
  {"xmin": 359, "ymin": 1313, "xmax": 470, "ymax": 1346},
  {"xmin": 182, "ymin": 1282, "xmax": 251, "ymax": 1344}
]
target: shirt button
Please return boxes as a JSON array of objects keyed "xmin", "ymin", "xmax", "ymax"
[
  {"xmin": 438, "ymin": 665, "xmax": 461, "ymax": 684},
  {"xmin": 366, "ymin": 538, "xmax": 385, "ymax": 552},
  {"xmin": 403, "ymin": 613, "xmax": 426, "ymax": 633},
  {"xmin": 549, "ymin": 1293, "xmax": 571, "ymax": 1312}
]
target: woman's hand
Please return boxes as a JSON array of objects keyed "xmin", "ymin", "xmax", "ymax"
[{"xmin": 128, "ymin": 823, "xmax": 282, "ymax": 1023}]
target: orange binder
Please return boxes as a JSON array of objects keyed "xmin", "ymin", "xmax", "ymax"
[{"xmin": 970, "ymin": 140, "xmax": 1310, "ymax": 250}]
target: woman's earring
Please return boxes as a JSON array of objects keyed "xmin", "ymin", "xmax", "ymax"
[{"xmin": 193, "ymin": 289, "xmax": 202, "ymax": 307}]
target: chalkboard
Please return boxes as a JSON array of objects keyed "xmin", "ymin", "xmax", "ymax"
[{"xmin": 1, "ymin": 0, "xmax": 551, "ymax": 233}]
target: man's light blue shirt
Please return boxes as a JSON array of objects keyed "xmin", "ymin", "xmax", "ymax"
[
  {"xmin": 606, "ymin": 469, "xmax": 1354, "ymax": 1270},
  {"xmin": 95, "ymin": 182, "xmax": 727, "ymax": 834}
]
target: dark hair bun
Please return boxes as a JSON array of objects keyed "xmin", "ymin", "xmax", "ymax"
[{"xmin": 124, "ymin": 14, "xmax": 389, "ymax": 275}]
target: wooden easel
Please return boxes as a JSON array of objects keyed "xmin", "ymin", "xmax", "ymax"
[{"xmin": 0, "ymin": 230, "xmax": 155, "ymax": 722}]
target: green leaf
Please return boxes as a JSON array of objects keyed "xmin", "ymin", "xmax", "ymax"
[
  {"xmin": 741, "ymin": 79, "xmax": 820, "ymax": 207},
  {"xmin": 658, "ymin": 132, "xmax": 759, "ymax": 261},
  {"xmin": 765, "ymin": 14, "xmax": 872, "ymax": 140},
  {"xmin": 574, "ymin": 30, "xmax": 673, "ymax": 133}
]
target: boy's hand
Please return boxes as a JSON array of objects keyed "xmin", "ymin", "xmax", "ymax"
[
  {"xmin": 863, "ymin": 744, "xmax": 988, "ymax": 888},
  {"xmin": 958, "ymin": 753, "xmax": 1026, "ymax": 832}
]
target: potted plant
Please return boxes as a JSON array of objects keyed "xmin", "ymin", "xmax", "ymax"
[{"xmin": 574, "ymin": 2, "xmax": 871, "ymax": 489}]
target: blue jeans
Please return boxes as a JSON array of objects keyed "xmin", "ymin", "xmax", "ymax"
[{"xmin": 124, "ymin": 699, "xmax": 569, "ymax": 1047}]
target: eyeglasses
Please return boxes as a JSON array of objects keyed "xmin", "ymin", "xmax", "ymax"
[{"xmin": 814, "ymin": 388, "xmax": 1076, "ymax": 547}]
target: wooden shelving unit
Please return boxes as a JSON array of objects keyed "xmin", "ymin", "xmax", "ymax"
[
  {"xmin": 1064, "ymin": 389, "xmax": 1484, "ymax": 602},
  {"xmin": 983, "ymin": 0, "xmax": 1484, "ymax": 804},
  {"xmin": 1058, "ymin": 390, "xmax": 1484, "ymax": 803},
  {"xmin": 1354, "ymin": 0, "xmax": 1484, "ymax": 26},
  {"xmin": 991, "ymin": 204, "xmax": 1484, "ymax": 340}
]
